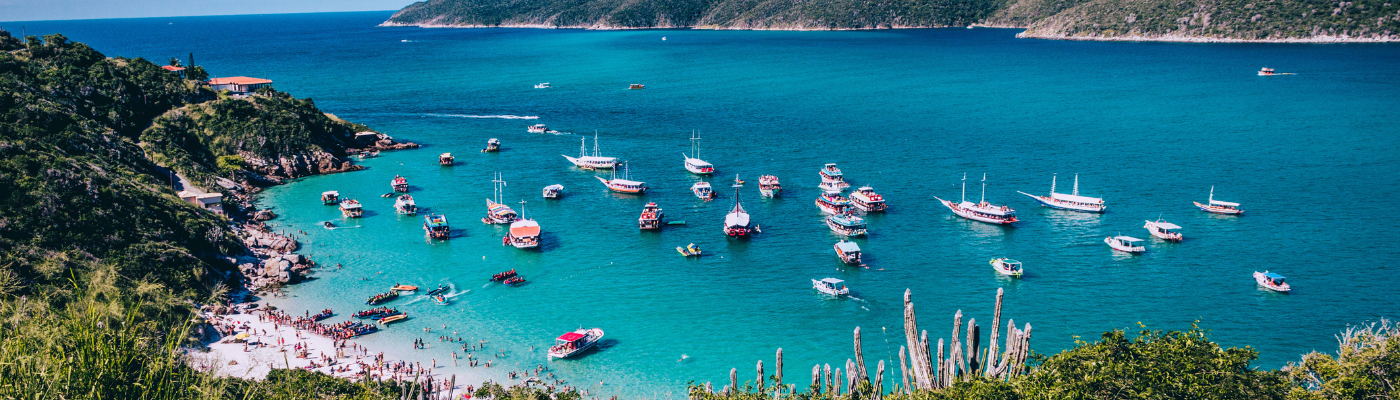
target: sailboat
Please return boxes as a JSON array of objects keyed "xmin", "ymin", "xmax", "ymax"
[
  {"xmin": 596, "ymin": 162, "xmax": 648, "ymax": 194},
  {"xmin": 935, "ymin": 173, "xmax": 1018, "ymax": 225},
  {"xmin": 483, "ymin": 172, "xmax": 519, "ymax": 224},
  {"xmin": 505, "ymin": 200, "xmax": 541, "ymax": 249},
  {"xmin": 682, "ymin": 131, "xmax": 715, "ymax": 175},
  {"xmin": 724, "ymin": 185, "xmax": 753, "ymax": 237},
  {"xmin": 562, "ymin": 132, "xmax": 618, "ymax": 170},
  {"xmin": 1194, "ymin": 186, "xmax": 1244, "ymax": 215},
  {"xmin": 1018, "ymin": 174, "xmax": 1105, "ymax": 213}
]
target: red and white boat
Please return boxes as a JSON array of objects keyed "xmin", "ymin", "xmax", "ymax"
[
  {"xmin": 849, "ymin": 186, "xmax": 887, "ymax": 212},
  {"xmin": 638, "ymin": 203, "xmax": 663, "ymax": 230},
  {"xmin": 724, "ymin": 186, "xmax": 753, "ymax": 237},
  {"xmin": 759, "ymin": 175, "xmax": 781, "ymax": 197},
  {"xmin": 682, "ymin": 131, "xmax": 715, "ymax": 175},
  {"xmin": 483, "ymin": 173, "xmax": 519, "ymax": 224},
  {"xmin": 935, "ymin": 174, "xmax": 1017, "ymax": 225},
  {"xmin": 507, "ymin": 219, "xmax": 541, "ymax": 248},
  {"xmin": 1144, "ymin": 219, "xmax": 1182, "ymax": 241},
  {"xmin": 1194, "ymin": 186, "xmax": 1243, "ymax": 215},
  {"xmin": 548, "ymin": 328, "xmax": 604, "ymax": 359},
  {"xmin": 1018, "ymin": 174, "xmax": 1105, "ymax": 213},
  {"xmin": 596, "ymin": 163, "xmax": 647, "ymax": 194},
  {"xmin": 815, "ymin": 191, "xmax": 851, "ymax": 215},
  {"xmin": 391, "ymin": 175, "xmax": 408, "ymax": 192}
]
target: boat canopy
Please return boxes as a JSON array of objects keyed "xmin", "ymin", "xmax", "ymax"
[
  {"xmin": 1050, "ymin": 192, "xmax": 1103, "ymax": 204},
  {"xmin": 836, "ymin": 241, "xmax": 861, "ymax": 253},
  {"xmin": 692, "ymin": 182, "xmax": 712, "ymax": 189},
  {"xmin": 1113, "ymin": 236, "xmax": 1144, "ymax": 242},
  {"xmin": 544, "ymin": 184, "xmax": 564, "ymax": 191},
  {"xmin": 1149, "ymin": 221, "xmax": 1182, "ymax": 230},
  {"xmin": 510, "ymin": 220, "xmax": 541, "ymax": 236},
  {"xmin": 819, "ymin": 278, "xmax": 845, "ymax": 285},
  {"xmin": 440, "ymin": 152, "xmax": 452, "ymax": 157},
  {"xmin": 486, "ymin": 200, "xmax": 518, "ymax": 217},
  {"xmin": 1263, "ymin": 272, "xmax": 1285, "ymax": 281},
  {"xmin": 425, "ymin": 214, "xmax": 448, "ymax": 226},
  {"xmin": 557, "ymin": 332, "xmax": 585, "ymax": 342},
  {"xmin": 488, "ymin": 138, "xmax": 499, "ymax": 143},
  {"xmin": 1002, "ymin": 259, "xmax": 1022, "ymax": 265},
  {"xmin": 1209, "ymin": 199, "xmax": 1240, "ymax": 207},
  {"xmin": 960, "ymin": 201, "xmax": 1012, "ymax": 216},
  {"xmin": 831, "ymin": 215, "xmax": 866, "ymax": 227},
  {"xmin": 323, "ymin": 190, "xmax": 339, "ymax": 196},
  {"xmin": 341, "ymin": 202, "xmax": 363, "ymax": 209}
]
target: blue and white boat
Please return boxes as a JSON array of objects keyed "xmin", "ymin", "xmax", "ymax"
[
  {"xmin": 815, "ymin": 190, "xmax": 851, "ymax": 214},
  {"xmin": 1254, "ymin": 271, "xmax": 1291, "ymax": 292},
  {"xmin": 1018, "ymin": 174, "xmax": 1105, "ymax": 213},
  {"xmin": 825, "ymin": 214, "xmax": 868, "ymax": 237},
  {"xmin": 812, "ymin": 278, "xmax": 850, "ymax": 296}
]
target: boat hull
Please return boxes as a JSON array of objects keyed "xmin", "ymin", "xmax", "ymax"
[
  {"xmin": 1021, "ymin": 192, "xmax": 1105, "ymax": 213},
  {"xmin": 1194, "ymin": 202, "xmax": 1243, "ymax": 215},
  {"xmin": 1105, "ymin": 238, "xmax": 1145, "ymax": 253},
  {"xmin": 1253, "ymin": 271, "xmax": 1291, "ymax": 292},
  {"xmin": 990, "ymin": 259, "xmax": 1023, "ymax": 277},
  {"xmin": 938, "ymin": 199, "xmax": 1016, "ymax": 225}
]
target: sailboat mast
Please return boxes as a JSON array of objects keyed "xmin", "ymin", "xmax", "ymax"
[
  {"xmin": 1050, "ymin": 174, "xmax": 1057, "ymax": 195},
  {"xmin": 1073, "ymin": 174, "xmax": 1080, "ymax": 196},
  {"xmin": 1209, "ymin": 186, "xmax": 1215, "ymax": 202},
  {"xmin": 518, "ymin": 200, "xmax": 527, "ymax": 219},
  {"xmin": 961, "ymin": 173, "xmax": 967, "ymax": 203},
  {"xmin": 980, "ymin": 173, "xmax": 987, "ymax": 203},
  {"xmin": 579, "ymin": 138, "xmax": 586, "ymax": 158},
  {"xmin": 593, "ymin": 131, "xmax": 599, "ymax": 157}
]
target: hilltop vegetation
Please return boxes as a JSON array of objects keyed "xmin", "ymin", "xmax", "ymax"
[{"xmin": 1016, "ymin": 0, "xmax": 1400, "ymax": 41}]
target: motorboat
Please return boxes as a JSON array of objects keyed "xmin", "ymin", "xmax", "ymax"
[
  {"xmin": 364, "ymin": 291, "xmax": 398, "ymax": 305},
  {"xmin": 990, "ymin": 258, "xmax": 1023, "ymax": 277},
  {"xmin": 390, "ymin": 284, "xmax": 418, "ymax": 293},
  {"xmin": 424, "ymin": 284, "xmax": 450, "ymax": 296},
  {"xmin": 819, "ymin": 163, "xmax": 845, "ymax": 184},
  {"xmin": 629, "ymin": 84, "xmax": 644, "ymax": 89},
  {"xmin": 815, "ymin": 190, "xmax": 851, "ymax": 214},
  {"xmin": 759, "ymin": 175, "xmax": 781, "ymax": 197},
  {"xmin": 339, "ymin": 199, "xmax": 363, "ymax": 218},
  {"xmin": 529, "ymin": 124, "xmax": 548, "ymax": 134},
  {"xmin": 676, "ymin": 243, "xmax": 701, "ymax": 257},
  {"xmin": 507, "ymin": 219, "xmax": 541, "ymax": 248},
  {"xmin": 1144, "ymin": 219, "xmax": 1183, "ymax": 241},
  {"xmin": 484, "ymin": 172, "xmax": 520, "ymax": 224},
  {"xmin": 1194, "ymin": 186, "xmax": 1244, "ymax": 215},
  {"xmin": 596, "ymin": 163, "xmax": 647, "ymax": 194},
  {"xmin": 440, "ymin": 153, "xmax": 454, "ymax": 165},
  {"xmin": 935, "ymin": 174, "xmax": 1018, "ymax": 225},
  {"xmin": 818, "ymin": 180, "xmax": 846, "ymax": 192},
  {"xmin": 353, "ymin": 307, "xmax": 397, "ymax": 319},
  {"xmin": 423, "ymin": 214, "xmax": 450, "ymax": 239},
  {"xmin": 503, "ymin": 276, "xmax": 527, "ymax": 285},
  {"xmin": 321, "ymin": 190, "xmax": 339, "ymax": 205},
  {"xmin": 379, "ymin": 313, "xmax": 408, "ymax": 325},
  {"xmin": 394, "ymin": 195, "xmax": 417, "ymax": 215},
  {"xmin": 812, "ymin": 278, "xmax": 850, "ymax": 296},
  {"xmin": 682, "ymin": 131, "xmax": 715, "ymax": 175},
  {"xmin": 834, "ymin": 240, "xmax": 862, "ymax": 264},
  {"xmin": 1254, "ymin": 271, "xmax": 1291, "ymax": 292},
  {"xmin": 691, "ymin": 181, "xmax": 716, "ymax": 200},
  {"xmin": 358, "ymin": 151, "xmax": 379, "ymax": 160},
  {"xmin": 562, "ymin": 133, "xmax": 618, "ymax": 170},
  {"xmin": 825, "ymin": 214, "xmax": 868, "ymax": 237},
  {"xmin": 482, "ymin": 138, "xmax": 500, "ymax": 152},
  {"xmin": 535, "ymin": 82, "xmax": 551, "ymax": 89},
  {"xmin": 431, "ymin": 295, "xmax": 449, "ymax": 305},
  {"xmin": 490, "ymin": 269, "xmax": 517, "ymax": 282},
  {"xmin": 311, "ymin": 309, "xmax": 333, "ymax": 321},
  {"xmin": 638, "ymin": 202, "xmax": 664, "ymax": 230},
  {"xmin": 542, "ymin": 184, "xmax": 564, "ymax": 199},
  {"xmin": 724, "ymin": 185, "xmax": 753, "ymax": 238},
  {"xmin": 1105, "ymin": 236, "xmax": 1145, "ymax": 253},
  {"xmin": 391, "ymin": 175, "xmax": 408, "ymax": 192},
  {"xmin": 849, "ymin": 186, "xmax": 887, "ymax": 212},
  {"xmin": 1018, "ymin": 174, "xmax": 1105, "ymax": 213},
  {"xmin": 1258, "ymin": 67, "xmax": 1275, "ymax": 76},
  {"xmin": 549, "ymin": 328, "xmax": 604, "ymax": 359}
]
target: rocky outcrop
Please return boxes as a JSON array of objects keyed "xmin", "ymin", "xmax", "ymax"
[
  {"xmin": 239, "ymin": 150, "xmax": 364, "ymax": 181},
  {"xmin": 236, "ymin": 222, "xmax": 314, "ymax": 289}
]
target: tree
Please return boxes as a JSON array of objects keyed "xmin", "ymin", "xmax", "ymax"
[
  {"xmin": 1284, "ymin": 320, "xmax": 1400, "ymax": 400},
  {"xmin": 168, "ymin": 57, "xmax": 181, "ymax": 67}
]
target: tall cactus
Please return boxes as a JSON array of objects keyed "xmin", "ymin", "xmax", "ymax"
[
  {"xmin": 730, "ymin": 367, "xmax": 737, "ymax": 395},
  {"xmin": 833, "ymin": 367, "xmax": 842, "ymax": 396},
  {"xmin": 824, "ymin": 364, "xmax": 832, "ymax": 394},
  {"xmin": 967, "ymin": 318, "xmax": 980, "ymax": 378},
  {"xmin": 902, "ymin": 290, "xmax": 932, "ymax": 389},
  {"xmin": 875, "ymin": 360, "xmax": 886, "ymax": 400},
  {"xmin": 935, "ymin": 338, "xmax": 945, "ymax": 389},
  {"xmin": 854, "ymin": 327, "xmax": 867, "ymax": 383},
  {"xmin": 986, "ymin": 288, "xmax": 1003, "ymax": 377},
  {"xmin": 899, "ymin": 346, "xmax": 911, "ymax": 394},
  {"xmin": 952, "ymin": 310, "xmax": 964, "ymax": 381},
  {"xmin": 757, "ymin": 360, "xmax": 765, "ymax": 392},
  {"xmin": 812, "ymin": 364, "xmax": 821, "ymax": 390},
  {"xmin": 776, "ymin": 348, "xmax": 784, "ymax": 389}
]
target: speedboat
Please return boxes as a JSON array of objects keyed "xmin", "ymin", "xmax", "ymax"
[
  {"xmin": 507, "ymin": 219, "xmax": 541, "ymax": 248},
  {"xmin": 395, "ymin": 195, "xmax": 417, "ymax": 215},
  {"xmin": 542, "ymin": 184, "xmax": 564, "ymax": 199},
  {"xmin": 676, "ymin": 243, "xmax": 702, "ymax": 257},
  {"xmin": 440, "ymin": 153, "xmax": 454, "ymax": 165},
  {"xmin": 682, "ymin": 131, "xmax": 715, "ymax": 174},
  {"xmin": 834, "ymin": 240, "xmax": 862, "ymax": 264},
  {"xmin": 529, "ymin": 124, "xmax": 548, "ymax": 133},
  {"xmin": 482, "ymin": 138, "xmax": 500, "ymax": 152},
  {"xmin": 358, "ymin": 151, "xmax": 379, "ymax": 160},
  {"xmin": 483, "ymin": 199, "xmax": 519, "ymax": 224},
  {"xmin": 390, "ymin": 284, "xmax": 418, "ymax": 294},
  {"xmin": 691, "ymin": 181, "xmax": 716, "ymax": 200},
  {"xmin": 339, "ymin": 199, "xmax": 364, "ymax": 218},
  {"xmin": 1194, "ymin": 186, "xmax": 1244, "ymax": 215},
  {"xmin": 535, "ymin": 82, "xmax": 551, "ymax": 89},
  {"xmin": 431, "ymin": 295, "xmax": 449, "ymax": 305},
  {"xmin": 1105, "ymin": 236, "xmax": 1146, "ymax": 253},
  {"xmin": 1258, "ymin": 68, "xmax": 1275, "ymax": 76},
  {"xmin": 391, "ymin": 175, "xmax": 408, "ymax": 192},
  {"xmin": 549, "ymin": 328, "xmax": 604, "ymax": 359},
  {"xmin": 759, "ymin": 175, "xmax": 781, "ymax": 197},
  {"xmin": 425, "ymin": 284, "xmax": 450, "ymax": 296},
  {"xmin": 1144, "ymin": 219, "xmax": 1183, "ymax": 241},
  {"xmin": 629, "ymin": 84, "xmax": 644, "ymax": 89},
  {"xmin": 815, "ymin": 190, "xmax": 851, "ymax": 214},
  {"xmin": 423, "ymin": 214, "xmax": 450, "ymax": 239},
  {"xmin": 1018, "ymin": 174, "xmax": 1105, "ymax": 213},
  {"xmin": 724, "ymin": 186, "xmax": 753, "ymax": 237},
  {"xmin": 562, "ymin": 133, "xmax": 618, "ymax": 169},
  {"xmin": 1254, "ymin": 271, "xmax": 1291, "ymax": 292},
  {"xmin": 812, "ymin": 278, "xmax": 850, "ymax": 296},
  {"xmin": 825, "ymin": 214, "xmax": 868, "ymax": 237},
  {"xmin": 990, "ymin": 258, "xmax": 1023, "ymax": 277},
  {"xmin": 849, "ymin": 186, "xmax": 887, "ymax": 212},
  {"xmin": 321, "ymin": 190, "xmax": 339, "ymax": 205},
  {"xmin": 597, "ymin": 163, "xmax": 646, "ymax": 194},
  {"xmin": 935, "ymin": 174, "xmax": 1017, "ymax": 225},
  {"xmin": 638, "ymin": 203, "xmax": 664, "ymax": 230}
]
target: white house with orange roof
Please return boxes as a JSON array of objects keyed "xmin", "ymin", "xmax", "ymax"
[{"xmin": 208, "ymin": 77, "xmax": 273, "ymax": 94}]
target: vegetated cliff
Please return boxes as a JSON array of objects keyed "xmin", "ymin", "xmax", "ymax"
[{"xmin": 1016, "ymin": 0, "xmax": 1400, "ymax": 41}]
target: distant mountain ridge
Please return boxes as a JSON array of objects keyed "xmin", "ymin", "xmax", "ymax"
[{"xmin": 383, "ymin": 0, "xmax": 1399, "ymax": 41}]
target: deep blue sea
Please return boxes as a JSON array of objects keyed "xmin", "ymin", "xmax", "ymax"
[{"xmin": 13, "ymin": 11, "xmax": 1400, "ymax": 398}]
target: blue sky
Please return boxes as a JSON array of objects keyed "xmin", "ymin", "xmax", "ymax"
[{"xmin": 1, "ymin": 0, "xmax": 417, "ymax": 22}]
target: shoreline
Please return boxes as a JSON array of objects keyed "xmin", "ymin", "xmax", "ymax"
[{"xmin": 1016, "ymin": 31, "xmax": 1400, "ymax": 43}]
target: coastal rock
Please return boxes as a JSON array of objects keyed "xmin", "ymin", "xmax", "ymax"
[{"xmin": 253, "ymin": 210, "xmax": 277, "ymax": 221}]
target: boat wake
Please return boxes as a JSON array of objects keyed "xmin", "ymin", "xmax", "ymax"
[{"xmin": 426, "ymin": 113, "xmax": 539, "ymax": 120}]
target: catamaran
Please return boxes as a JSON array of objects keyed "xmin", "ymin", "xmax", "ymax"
[
  {"xmin": 815, "ymin": 190, "xmax": 852, "ymax": 214},
  {"xmin": 440, "ymin": 153, "xmax": 454, "ymax": 165},
  {"xmin": 1018, "ymin": 174, "xmax": 1105, "ymax": 213},
  {"xmin": 826, "ymin": 214, "xmax": 868, "ymax": 237},
  {"xmin": 339, "ymin": 199, "xmax": 363, "ymax": 218},
  {"xmin": 1144, "ymin": 219, "xmax": 1183, "ymax": 241},
  {"xmin": 506, "ymin": 201, "xmax": 540, "ymax": 249},
  {"xmin": 423, "ymin": 214, "xmax": 449, "ymax": 239},
  {"xmin": 638, "ymin": 202, "xmax": 664, "ymax": 230},
  {"xmin": 542, "ymin": 184, "xmax": 564, "ymax": 199},
  {"xmin": 990, "ymin": 258, "xmax": 1023, "ymax": 277},
  {"xmin": 935, "ymin": 174, "xmax": 1018, "ymax": 225},
  {"xmin": 691, "ymin": 181, "xmax": 716, "ymax": 200},
  {"xmin": 484, "ymin": 173, "xmax": 520, "ymax": 224},
  {"xmin": 812, "ymin": 278, "xmax": 850, "ymax": 296},
  {"xmin": 1254, "ymin": 271, "xmax": 1291, "ymax": 292},
  {"xmin": 849, "ymin": 186, "xmax": 887, "ymax": 212},
  {"xmin": 391, "ymin": 175, "xmax": 409, "ymax": 192},
  {"xmin": 548, "ymin": 328, "xmax": 604, "ymax": 359},
  {"xmin": 724, "ymin": 185, "xmax": 754, "ymax": 237},
  {"xmin": 321, "ymin": 191, "xmax": 339, "ymax": 205},
  {"xmin": 834, "ymin": 240, "xmax": 862, "ymax": 264},
  {"xmin": 596, "ymin": 162, "xmax": 647, "ymax": 194},
  {"xmin": 682, "ymin": 131, "xmax": 715, "ymax": 175},
  {"xmin": 563, "ymin": 133, "xmax": 618, "ymax": 170},
  {"xmin": 1105, "ymin": 236, "xmax": 1145, "ymax": 253},
  {"xmin": 528, "ymin": 124, "xmax": 548, "ymax": 133},
  {"xmin": 1194, "ymin": 186, "xmax": 1244, "ymax": 215},
  {"xmin": 759, "ymin": 175, "xmax": 781, "ymax": 197},
  {"xmin": 818, "ymin": 163, "xmax": 850, "ymax": 189},
  {"xmin": 394, "ymin": 195, "xmax": 417, "ymax": 215}
]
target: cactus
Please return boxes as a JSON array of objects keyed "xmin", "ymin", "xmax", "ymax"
[
  {"xmin": 967, "ymin": 318, "xmax": 980, "ymax": 378},
  {"xmin": 854, "ymin": 327, "xmax": 867, "ymax": 383},
  {"xmin": 986, "ymin": 288, "xmax": 1004, "ymax": 377},
  {"xmin": 824, "ymin": 364, "xmax": 832, "ymax": 394},
  {"xmin": 757, "ymin": 360, "xmax": 765, "ymax": 392},
  {"xmin": 952, "ymin": 310, "xmax": 964, "ymax": 381},
  {"xmin": 875, "ymin": 360, "xmax": 886, "ymax": 399},
  {"xmin": 730, "ymin": 367, "xmax": 738, "ymax": 395},
  {"xmin": 812, "ymin": 364, "xmax": 821, "ymax": 389},
  {"xmin": 833, "ymin": 367, "xmax": 842, "ymax": 396},
  {"xmin": 776, "ymin": 348, "xmax": 784, "ymax": 389},
  {"xmin": 902, "ymin": 290, "xmax": 931, "ymax": 389},
  {"xmin": 898, "ymin": 346, "xmax": 911, "ymax": 394}
]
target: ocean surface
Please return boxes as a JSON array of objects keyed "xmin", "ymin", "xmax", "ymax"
[{"xmin": 15, "ymin": 11, "xmax": 1400, "ymax": 398}]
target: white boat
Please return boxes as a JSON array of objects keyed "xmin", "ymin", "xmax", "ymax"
[
  {"xmin": 691, "ymin": 181, "xmax": 716, "ymax": 200},
  {"xmin": 339, "ymin": 199, "xmax": 363, "ymax": 218},
  {"xmin": 528, "ymin": 124, "xmax": 548, "ymax": 133},
  {"xmin": 391, "ymin": 175, "xmax": 409, "ymax": 192},
  {"xmin": 424, "ymin": 214, "xmax": 450, "ymax": 239},
  {"xmin": 724, "ymin": 185, "xmax": 753, "ymax": 237},
  {"xmin": 1194, "ymin": 186, "xmax": 1244, "ymax": 215},
  {"xmin": 682, "ymin": 131, "xmax": 715, "ymax": 175},
  {"xmin": 321, "ymin": 190, "xmax": 339, "ymax": 205},
  {"xmin": 482, "ymin": 138, "xmax": 500, "ymax": 152},
  {"xmin": 935, "ymin": 174, "xmax": 1018, "ymax": 225},
  {"xmin": 819, "ymin": 163, "xmax": 845, "ymax": 184},
  {"xmin": 815, "ymin": 190, "xmax": 851, "ymax": 214},
  {"xmin": 759, "ymin": 175, "xmax": 781, "ymax": 197},
  {"xmin": 812, "ymin": 278, "xmax": 850, "ymax": 296},
  {"xmin": 849, "ymin": 186, "xmax": 887, "ymax": 212},
  {"xmin": 548, "ymin": 328, "xmax": 604, "ymax": 359},
  {"xmin": 1254, "ymin": 271, "xmax": 1291, "ymax": 292},
  {"xmin": 834, "ymin": 240, "xmax": 862, "ymax": 264},
  {"xmin": 542, "ymin": 184, "xmax": 564, "ymax": 199},
  {"xmin": 638, "ymin": 202, "xmax": 663, "ymax": 230},
  {"xmin": 439, "ymin": 153, "xmax": 454, "ymax": 165},
  {"xmin": 483, "ymin": 173, "xmax": 519, "ymax": 224},
  {"xmin": 825, "ymin": 214, "xmax": 868, "ymax": 237},
  {"xmin": 562, "ymin": 133, "xmax": 618, "ymax": 170},
  {"xmin": 1144, "ymin": 219, "xmax": 1183, "ymax": 241},
  {"xmin": 394, "ymin": 195, "xmax": 417, "ymax": 215},
  {"xmin": 818, "ymin": 180, "xmax": 847, "ymax": 192},
  {"xmin": 535, "ymin": 82, "xmax": 551, "ymax": 89},
  {"xmin": 1105, "ymin": 236, "xmax": 1146, "ymax": 253},
  {"xmin": 990, "ymin": 258, "xmax": 1023, "ymax": 277},
  {"xmin": 596, "ymin": 163, "xmax": 647, "ymax": 194},
  {"xmin": 1018, "ymin": 174, "xmax": 1105, "ymax": 213},
  {"xmin": 507, "ymin": 219, "xmax": 540, "ymax": 249}
]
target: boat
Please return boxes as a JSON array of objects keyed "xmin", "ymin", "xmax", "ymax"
[
  {"xmin": 506, "ymin": 202, "xmax": 541, "ymax": 249},
  {"xmin": 638, "ymin": 202, "xmax": 664, "ymax": 230},
  {"xmin": 1144, "ymin": 219, "xmax": 1183, "ymax": 241},
  {"xmin": 826, "ymin": 214, "xmax": 869, "ymax": 237},
  {"xmin": 1254, "ymin": 271, "xmax": 1291, "ymax": 292},
  {"xmin": 490, "ymin": 269, "xmax": 517, "ymax": 282},
  {"xmin": 812, "ymin": 278, "xmax": 850, "ymax": 296},
  {"xmin": 529, "ymin": 124, "xmax": 548, "ymax": 134},
  {"xmin": 311, "ymin": 309, "xmax": 333, "ymax": 321},
  {"xmin": 394, "ymin": 195, "xmax": 417, "ymax": 215},
  {"xmin": 484, "ymin": 173, "xmax": 520, "ymax": 224},
  {"xmin": 390, "ymin": 284, "xmax": 418, "ymax": 294},
  {"xmin": 562, "ymin": 133, "xmax": 618, "ymax": 170},
  {"xmin": 834, "ymin": 240, "xmax": 862, "ymax": 264},
  {"xmin": 542, "ymin": 184, "xmax": 564, "ymax": 199},
  {"xmin": 935, "ymin": 174, "xmax": 1018, "ymax": 225},
  {"xmin": 440, "ymin": 153, "xmax": 454, "ymax": 165},
  {"xmin": 321, "ymin": 190, "xmax": 339, "ymax": 205},
  {"xmin": 1105, "ymin": 236, "xmax": 1146, "ymax": 253},
  {"xmin": 535, "ymin": 82, "xmax": 551, "ymax": 89},
  {"xmin": 676, "ymin": 243, "xmax": 701, "ymax": 257},
  {"xmin": 682, "ymin": 131, "xmax": 715, "ymax": 175},
  {"xmin": 391, "ymin": 175, "xmax": 408, "ymax": 192},
  {"xmin": 482, "ymin": 138, "xmax": 500, "ymax": 152},
  {"xmin": 629, "ymin": 84, "xmax": 644, "ymax": 89},
  {"xmin": 358, "ymin": 151, "xmax": 379, "ymax": 160},
  {"xmin": 503, "ymin": 276, "xmax": 527, "ymax": 285},
  {"xmin": 724, "ymin": 185, "xmax": 753, "ymax": 238},
  {"xmin": 424, "ymin": 284, "xmax": 450, "ymax": 296},
  {"xmin": 596, "ymin": 162, "xmax": 647, "ymax": 194},
  {"xmin": 353, "ymin": 307, "xmax": 397, "ymax": 319},
  {"xmin": 365, "ymin": 291, "xmax": 399, "ymax": 305},
  {"xmin": 990, "ymin": 258, "xmax": 1023, "ymax": 277},
  {"xmin": 379, "ymin": 313, "xmax": 408, "ymax": 325},
  {"xmin": 759, "ymin": 175, "xmax": 781, "ymax": 197},
  {"xmin": 814, "ymin": 190, "xmax": 851, "ymax": 215},
  {"xmin": 548, "ymin": 328, "xmax": 604, "ymax": 359},
  {"xmin": 818, "ymin": 180, "xmax": 846, "ymax": 192},
  {"xmin": 1018, "ymin": 174, "xmax": 1105, "ymax": 213},
  {"xmin": 368, "ymin": 311, "xmax": 402, "ymax": 321},
  {"xmin": 431, "ymin": 295, "xmax": 449, "ymax": 305},
  {"xmin": 339, "ymin": 199, "xmax": 364, "ymax": 218},
  {"xmin": 1258, "ymin": 67, "xmax": 1275, "ymax": 76},
  {"xmin": 733, "ymin": 174, "xmax": 745, "ymax": 186},
  {"xmin": 423, "ymin": 214, "xmax": 450, "ymax": 239},
  {"xmin": 819, "ymin": 163, "xmax": 849, "ymax": 188},
  {"xmin": 1194, "ymin": 186, "xmax": 1244, "ymax": 215},
  {"xmin": 849, "ymin": 186, "xmax": 887, "ymax": 212},
  {"xmin": 691, "ymin": 181, "xmax": 716, "ymax": 200},
  {"xmin": 323, "ymin": 221, "xmax": 335, "ymax": 228}
]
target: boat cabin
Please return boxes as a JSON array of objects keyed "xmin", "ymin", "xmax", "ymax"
[
  {"xmin": 1261, "ymin": 272, "xmax": 1285, "ymax": 285},
  {"xmin": 424, "ymin": 214, "xmax": 450, "ymax": 239},
  {"xmin": 321, "ymin": 190, "xmax": 340, "ymax": 205},
  {"xmin": 440, "ymin": 153, "xmax": 454, "ymax": 165},
  {"xmin": 835, "ymin": 241, "xmax": 862, "ymax": 263}
]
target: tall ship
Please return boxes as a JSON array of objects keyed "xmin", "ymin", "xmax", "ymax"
[
  {"xmin": 321, "ymin": 190, "xmax": 339, "ymax": 205},
  {"xmin": 483, "ymin": 173, "xmax": 519, "ymax": 224},
  {"xmin": 339, "ymin": 199, "xmax": 363, "ymax": 218},
  {"xmin": 1018, "ymin": 174, "xmax": 1105, "ymax": 213},
  {"xmin": 759, "ymin": 175, "xmax": 781, "ymax": 197},
  {"xmin": 825, "ymin": 214, "xmax": 869, "ymax": 237},
  {"xmin": 505, "ymin": 201, "xmax": 540, "ymax": 249},
  {"xmin": 548, "ymin": 328, "xmax": 604, "ymax": 359},
  {"xmin": 423, "ymin": 214, "xmax": 449, "ymax": 239},
  {"xmin": 935, "ymin": 174, "xmax": 1018, "ymax": 225},
  {"xmin": 818, "ymin": 163, "xmax": 850, "ymax": 189},
  {"xmin": 724, "ymin": 185, "xmax": 753, "ymax": 238},
  {"xmin": 1194, "ymin": 186, "xmax": 1244, "ymax": 215},
  {"xmin": 596, "ymin": 162, "xmax": 647, "ymax": 194},
  {"xmin": 849, "ymin": 186, "xmax": 887, "ymax": 212},
  {"xmin": 562, "ymin": 133, "xmax": 618, "ymax": 170},
  {"xmin": 682, "ymin": 131, "xmax": 715, "ymax": 175},
  {"xmin": 638, "ymin": 202, "xmax": 664, "ymax": 230},
  {"xmin": 391, "ymin": 175, "xmax": 408, "ymax": 192},
  {"xmin": 815, "ymin": 190, "xmax": 851, "ymax": 214},
  {"xmin": 394, "ymin": 195, "xmax": 417, "ymax": 215}
]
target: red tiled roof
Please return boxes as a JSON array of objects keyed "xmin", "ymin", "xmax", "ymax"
[
  {"xmin": 208, "ymin": 77, "xmax": 273, "ymax": 85},
  {"xmin": 162, "ymin": 65, "xmax": 186, "ymax": 72}
]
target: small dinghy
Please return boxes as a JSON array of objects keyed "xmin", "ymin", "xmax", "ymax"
[
  {"xmin": 990, "ymin": 258, "xmax": 1023, "ymax": 277},
  {"xmin": 549, "ymin": 328, "xmax": 604, "ymax": 359},
  {"xmin": 1144, "ymin": 219, "xmax": 1183, "ymax": 241},
  {"xmin": 676, "ymin": 243, "xmax": 702, "ymax": 257},
  {"xmin": 490, "ymin": 269, "xmax": 518, "ymax": 282},
  {"xmin": 1254, "ymin": 271, "xmax": 1291, "ymax": 292},
  {"xmin": 1105, "ymin": 236, "xmax": 1146, "ymax": 253},
  {"xmin": 812, "ymin": 278, "xmax": 850, "ymax": 296}
]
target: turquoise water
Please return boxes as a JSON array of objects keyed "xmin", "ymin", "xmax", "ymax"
[{"xmin": 17, "ymin": 12, "xmax": 1400, "ymax": 397}]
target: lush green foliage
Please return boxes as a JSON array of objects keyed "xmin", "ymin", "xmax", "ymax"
[
  {"xmin": 1020, "ymin": 0, "xmax": 1399, "ymax": 40},
  {"xmin": 385, "ymin": 0, "xmax": 1003, "ymax": 29},
  {"xmin": 1284, "ymin": 320, "xmax": 1400, "ymax": 400}
]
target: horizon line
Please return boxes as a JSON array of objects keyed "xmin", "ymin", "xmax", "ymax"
[{"xmin": 0, "ymin": 9, "xmax": 398, "ymax": 25}]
